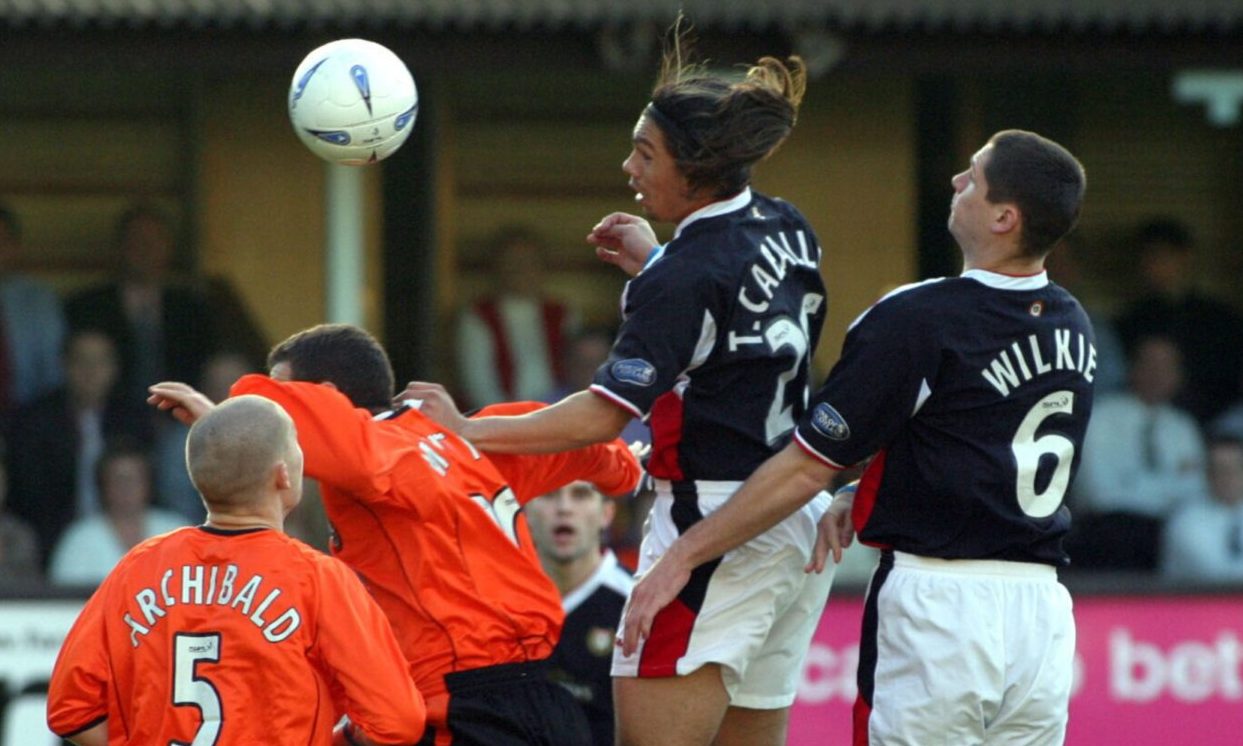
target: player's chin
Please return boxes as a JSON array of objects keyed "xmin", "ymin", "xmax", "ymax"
[{"xmin": 635, "ymin": 200, "xmax": 661, "ymax": 222}]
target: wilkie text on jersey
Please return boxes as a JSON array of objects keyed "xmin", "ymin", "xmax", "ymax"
[{"xmin": 982, "ymin": 329, "xmax": 1096, "ymax": 397}]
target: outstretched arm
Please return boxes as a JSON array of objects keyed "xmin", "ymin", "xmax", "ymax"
[
  {"xmin": 620, "ymin": 442, "xmax": 836, "ymax": 655},
  {"xmin": 471, "ymin": 401, "xmax": 643, "ymax": 502},
  {"xmin": 399, "ymin": 383, "xmax": 633, "ymax": 454}
]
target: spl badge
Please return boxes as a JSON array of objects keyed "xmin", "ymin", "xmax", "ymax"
[
  {"xmin": 810, "ymin": 402, "xmax": 850, "ymax": 441},
  {"xmin": 587, "ymin": 626, "xmax": 614, "ymax": 657}
]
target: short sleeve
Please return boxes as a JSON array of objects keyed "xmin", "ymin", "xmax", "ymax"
[
  {"xmin": 47, "ymin": 579, "xmax": 113, "ymax": 737},
  {"xmin": 591, "ymin": 260, "xmax": 724, "ymax": 417},
  {"xmin": 311, "ymin": 554, "xmax": 427, "ymax": 744},
  {"xmin": 796, "ymin": 294, "xmax": 941, "ymax": 468}
]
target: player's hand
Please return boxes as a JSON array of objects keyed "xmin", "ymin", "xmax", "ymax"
[
  {"xmin": 620, "ymin": 547, "xmax": 691, "ymax": 657},
  {"xmin": 147, "ymin": 382, "xmax": 216, "ymax": 425},
  {"xmin": 396, "ymin": 381, "xmax": 467, "ymax": 433},
  {"xmin": 587, "ymin": 213, "xmax": 659, "ymax": 277},
  {"xmin": 806, "ymin": 485, "xmax": 856, "ymax": 573}
]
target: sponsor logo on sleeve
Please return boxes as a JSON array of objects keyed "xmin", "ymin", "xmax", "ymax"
[
  {"xmin": 810, "ymin": 403, "xmax": 851, "ymax": 441},
  {"xmin": 611, "ymin": 358, "xmax": 656, "ymax": 387}
]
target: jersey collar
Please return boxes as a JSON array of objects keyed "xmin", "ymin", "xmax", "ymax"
[
  {"xmin": 961, "ymin": 267, "xmax": 1049, "ymax": 291},
  {"xmin": 562, "ymin": 549, "xmax": 619, "ymax": 614},
  {"xmin": 672, "ymin": 188, "xmax": 753, "ymax": 240}
]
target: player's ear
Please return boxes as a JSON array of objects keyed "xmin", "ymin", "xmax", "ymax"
[
  {"xmin": 602, "ymin": 499, "xmax": 618, "ymax": 529},
  {"xmin": 274, "ymin": 461, "xmax": 292, "ymax": 490},
  {"xmin": 992, "ymin": 203, "xmax": 1020, "ymax": 237}
]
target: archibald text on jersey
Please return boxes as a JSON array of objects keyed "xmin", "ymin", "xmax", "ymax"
[{"xmin": 122, "ymin": 563, "xmax": 302, "ymax": 647}]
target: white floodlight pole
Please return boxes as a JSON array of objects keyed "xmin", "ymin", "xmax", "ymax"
[{"xmin": 324, "ymin": 162, "xmax": 366, "ymax": 325}]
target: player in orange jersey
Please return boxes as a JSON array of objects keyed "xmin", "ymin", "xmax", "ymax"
[
  {"xmin": 147, "ymin": 323, "xmax": 642, "ymax": 746},
  {"xmin": 47, "ymin": 394, "xmax": 425, "ymax": 746}
]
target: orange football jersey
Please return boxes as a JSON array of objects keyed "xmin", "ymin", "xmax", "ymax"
[
  {"xmin": 47, "ymin": 526, "xmax": 425, "ymax": 745},
  {"xmin": 230, "ymin": 376, "xmax": 641, "ymax": 728}
]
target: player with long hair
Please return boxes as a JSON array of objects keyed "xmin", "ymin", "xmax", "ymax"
[
  {"xmin": 406, "ymin": 25, "xmax": 832, "ymax": 746},
  {"xmin": 623, "ymin": 129, "xmax": 1092, "ymax": 745}
]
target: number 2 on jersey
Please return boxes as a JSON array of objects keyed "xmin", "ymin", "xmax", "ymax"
[
  {"xmin": 171, "ymin": 632, "xmax": 222, "ymax": 746},
  {"xmin": 762, "ymin": 293, "xmax": 824, "ymax": 444},
  {"xmin": 471, "ymin": 487, "xmax": 522, "ymax": 545},
  {"xmin": 1012, "ymin": 390, "xmax": 1076, "ymax": 518}
]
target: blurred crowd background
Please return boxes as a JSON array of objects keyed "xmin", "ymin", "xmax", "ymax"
[{"xmin": 4, "ymin": 1, "xmax": 1243, "ymax": 595}]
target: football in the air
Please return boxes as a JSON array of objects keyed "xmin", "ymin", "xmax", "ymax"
[{"xmin": 288, "ymin": 38, "xmax": 418, "ymax": 165}]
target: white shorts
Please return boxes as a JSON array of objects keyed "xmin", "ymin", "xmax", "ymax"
[
  {"xmin": 612, "ymin": 479, "xmax": 835, "ymax": 709},
  {"xmin": 858, "ymin": 551, "xmax": 1075, "ymax": 746}
]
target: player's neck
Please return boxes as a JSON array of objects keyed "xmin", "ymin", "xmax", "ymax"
[
  {"xmin": 963, "ymin": 251, "xmax": 1044, "ymax": 276},
  {"xmin": 960, "ymin": 236, "xmax": 1048, "ymax": 276},
  {"xmin": 205, "ymin": 508, "xmax": 284, "ymax": 533}
]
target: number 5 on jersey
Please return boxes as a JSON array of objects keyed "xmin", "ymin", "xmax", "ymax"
[{"xmin": 171, "ymin": 632, "xmax": 222, "ymax": 746}]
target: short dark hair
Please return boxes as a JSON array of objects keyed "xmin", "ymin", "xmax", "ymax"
[
  {"xmin": 984, "ymin": 130, "xmax": 1086, "ymax": 257},
  {"xmin": 1136, "ymin": 217, "xmax": 1193, "ymax": 252},
  {"xmin": 266, "ymin": 324, "xmax": 395, "ymax": 412},
  {"xmin": 94, "ymin": 437, "xmax": 152, "ymax": 496}
]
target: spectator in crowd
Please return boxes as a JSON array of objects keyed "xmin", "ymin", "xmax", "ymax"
[
  {"xmin": 1210, "ymin": 367, "xmax": 1243, "ymax": 442},
  {"xmin": 543, "ymin": 327, "xmax": 613, "ymax": 404},
  {"xmin": 152, "ymin": 349, "xmax": 259, "ymax": 522},
  {"xmin": 203, "ymin": 274, "xmax": 271, "ymax": 374},
  {"xmin": 1070, "ymin": 333, "xmax": 1207, "ymax": 570},
  {"xmin": 0, "ymin": 435, "xmax": 41, "ymax": 583},
  {"xmin": 7, "ymin": 329, "xmax": 152, "ymax": 564},
  {"xmin": 1113, "ymin": 217, "xmax": 1243, "ymax": 423},
  {"xmin": 64, "ymin": 204, "xmax": 218, "ymax": 408},
  {"xmin": 0, "ymin": 203, "xmax": 66, "ymax": 416},
  {"xmin": 527, "ymin": 479, "xmax": 633, "ymax": 746},
  {"xmin": 48, "ymin": 438, "xmax": 186, "ymax": 587},
  {"xmin": 1162, "ymin": 435, "xmax": 1243, "ymax": 583},
  {"xmin": 456, "ymin": 226, "xmax": 579, "ymax": 407}
]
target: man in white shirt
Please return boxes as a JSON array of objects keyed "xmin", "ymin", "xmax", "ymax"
[
  {"xmin": 1162, "ymin": 435, "xmax": 1243, "ymax": 582},
  {"xmin": 1071, "ymin": 333, "xmax": 1207, "ymax": 569},
  {"xmin": 456, "ymin": 228, "xmax": 578, "ymax": 408}
]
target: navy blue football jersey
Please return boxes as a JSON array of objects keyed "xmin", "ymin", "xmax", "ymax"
[
  {"xmin": 795, "ymin": 270, "xmax": 1096, "ymax": 565},
  {"xmin": 546, "ymin": 551, "xmax": 632, "ymax": 746},
  {"xmin": 591, "ymin": 189, "xmax": 827, "ymax": 483}
]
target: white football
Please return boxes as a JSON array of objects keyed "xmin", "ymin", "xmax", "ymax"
[{"xmin": 288, "ymin": 38, "xmax": 418, "ymax": 166}]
